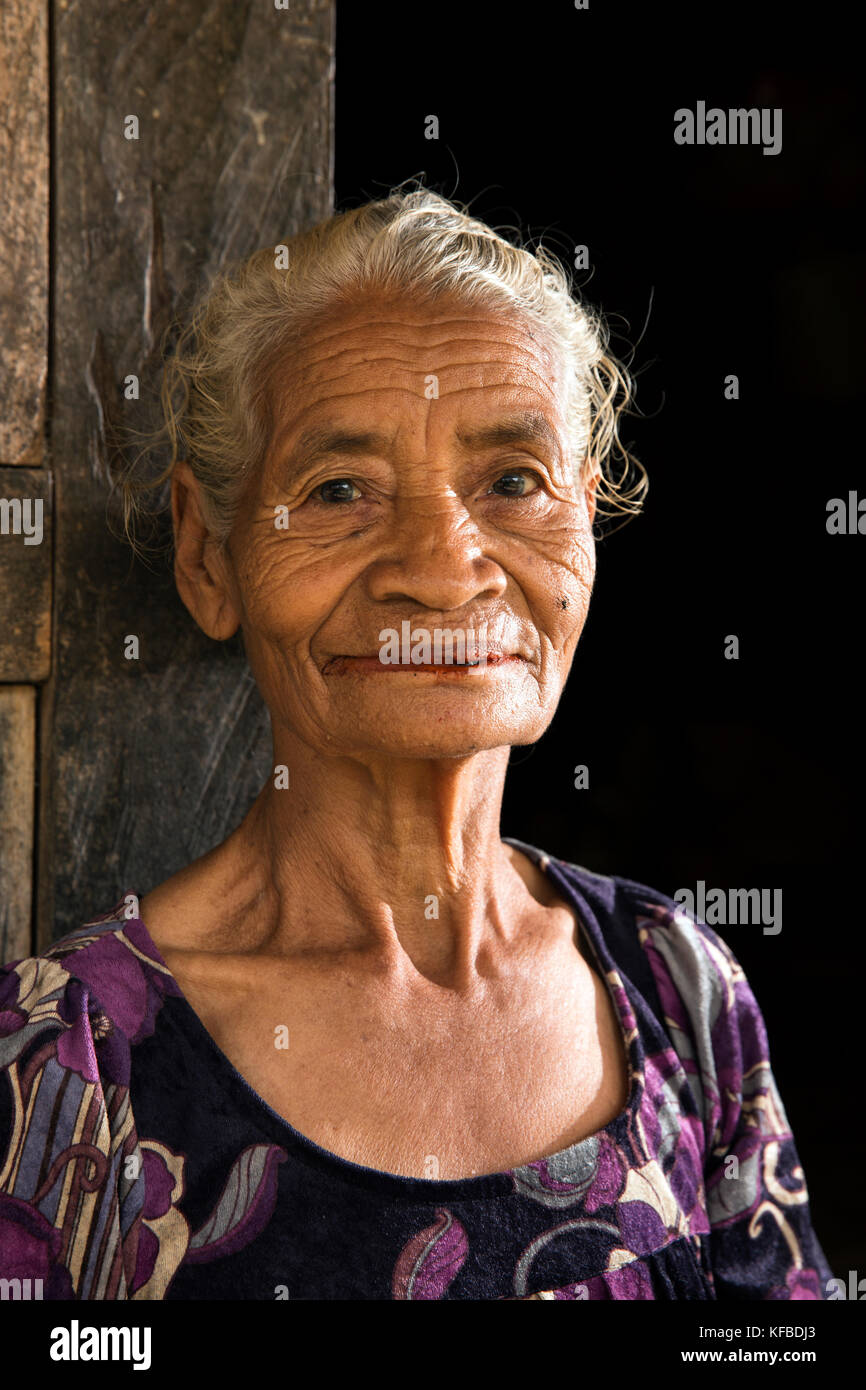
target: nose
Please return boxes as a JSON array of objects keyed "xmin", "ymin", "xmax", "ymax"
[{"xmin": 364, "ymin": 494, "xmax": 507, "ymax": 611}]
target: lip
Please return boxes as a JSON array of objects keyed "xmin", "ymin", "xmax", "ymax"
[{"xmin": 322, "ymin": 653, "xmax": 527, "ymax": 675}]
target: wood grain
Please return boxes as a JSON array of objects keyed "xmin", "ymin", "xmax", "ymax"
[
  {"xmin": 0, "ymin": 0, "xmax": 49, "ymax": 466},
  {"xmin": 0, "ymin": 466, "xmax": 52, "ymax": 680},
  {"xmin": 0, "ymin": 686, "xmax": 36, "ymax": 960}
]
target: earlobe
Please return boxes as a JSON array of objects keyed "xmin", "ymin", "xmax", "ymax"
[{"xmin": 171, "ymin": 461, "xmax": 242, "ymax": 641}]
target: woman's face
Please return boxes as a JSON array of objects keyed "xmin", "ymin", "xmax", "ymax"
[{"xmin": 205, "ymin": 292, "xmax": 598, "ymax": 761}]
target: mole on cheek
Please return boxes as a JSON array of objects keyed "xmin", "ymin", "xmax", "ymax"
[{"xmin": 560, "ymin": 598, "xmax": 568, "ymax": 609}]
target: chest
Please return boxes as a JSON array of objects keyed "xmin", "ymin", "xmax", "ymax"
[{"xmin": 164, "ymin": 948, "xmax": 631, "ymax": 1181}]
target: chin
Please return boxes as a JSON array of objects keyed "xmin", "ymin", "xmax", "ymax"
[{"xmin": 328, "ymin": 709, "xmax": 552, "ymax": 761}]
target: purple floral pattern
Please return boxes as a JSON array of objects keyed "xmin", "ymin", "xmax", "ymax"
[{"xmin": 0, "ymin": 856, "xmax": 833, "ymax": 1300}]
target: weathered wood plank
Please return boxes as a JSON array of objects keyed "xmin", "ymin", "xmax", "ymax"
[
  {"xmin": 41, "ymin": 0, "xmax": 335, "ymax": 945},
  {"xmin": 0, "ymin": 0, "xmax": 49, "ymax": 465},
  {"xmin": 0, "ymin": 686, "xmax": 36, "ymax": 961},
  {"xmin": 0, "ymin": 466, "xmax": 52, "ymax": 680}
]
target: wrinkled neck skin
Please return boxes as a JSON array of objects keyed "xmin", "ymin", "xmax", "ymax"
[{"xmin": 220, "ymin": 737, "xmax": 545, "ymax": 987}]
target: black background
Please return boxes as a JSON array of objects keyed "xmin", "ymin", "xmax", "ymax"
[{"xmin": 335, "ymin": 1, "xmax": 864, "ymax": 1274}]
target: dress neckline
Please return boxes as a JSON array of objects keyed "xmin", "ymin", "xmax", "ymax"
[{"xmin": 111, "ymin": 839, "xmax": 645, "ymax": 1200}]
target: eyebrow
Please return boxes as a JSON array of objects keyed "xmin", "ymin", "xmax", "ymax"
[
  {"xmin": 279, "ymin": 426, "xmax": 395, "ymax": 475},
  {"xmin": 454, "ymin": 413, "xmax": 561, "ymax": 459},
  {"xmin": 279, "ymin": 412, "xmax": 562, "ymax": 475}
]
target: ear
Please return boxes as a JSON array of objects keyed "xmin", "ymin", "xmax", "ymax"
[
  {"xmin": 172, "ymin": 461, "xmax": 241, "ymax": 640},
  {"xmin": 583, "ymin": 454, "xmax": 602, "ymax": 525}
]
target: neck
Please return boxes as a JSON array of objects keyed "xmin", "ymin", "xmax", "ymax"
[{"xmin": 214, "ymin": 733, "xmax": 545, "ymax": 986}]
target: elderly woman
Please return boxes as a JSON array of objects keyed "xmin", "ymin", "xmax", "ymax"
[{"xmin": 0, "ymin": 189, "xmax": 831, "ymax": 1301}]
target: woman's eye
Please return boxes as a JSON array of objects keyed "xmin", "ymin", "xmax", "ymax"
[
  {"xmin": 313, "ymin": 478, "xmax": 362, "ymax": 504},
  {"xmin": 489, "ymin": 470, "xmax": 541, "ymax": 498}
]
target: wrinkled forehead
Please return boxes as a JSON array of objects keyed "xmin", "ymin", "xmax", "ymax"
[{"xmin": 261, "ymin": 290, "xmax": 569, "ymax": 453}]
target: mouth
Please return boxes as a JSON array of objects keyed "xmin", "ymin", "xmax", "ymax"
[{"xmin": 322, "ymin": 653, "xmax": 527, "ymax": 675}]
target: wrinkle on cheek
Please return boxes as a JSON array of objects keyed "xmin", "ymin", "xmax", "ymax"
[
  {"xmin": 235, "ymin": 544, "xmax": 286, "ymax": 611},
  {"xmin": 532, "ymin": 536, "xmax": 595, "ymax": 651},
  {"xmin": 232, "ymin": 537, "xmax": 326, "ymax": 638},
  {"xmin": 541, "ymin": 582, "xmax": 592, "ymax": 659},
  {"xmin": 512, "ymin": 525, "xmax": 594, "ymax": 589},
  {"xmin": 566, "ymin": 533, "xmax": 596, "ymax": 586}
]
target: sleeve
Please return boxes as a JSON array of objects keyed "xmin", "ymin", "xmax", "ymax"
[
  {"xmin": 0, "ymin": 954, "xmax": 139, "ymax": 1300},
  {"xmin": 637, "ymin": 903, "xmax": 834, "ymax": 1300}
]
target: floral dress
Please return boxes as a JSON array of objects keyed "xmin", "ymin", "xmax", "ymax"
[{"xmin": 0, "ymin": 839, "xmax": 832, "ymax": 1299}]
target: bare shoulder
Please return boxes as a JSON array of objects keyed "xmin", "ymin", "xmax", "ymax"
[{"xmin": 139, "ymin": 849, "xmax": 233, "ymax": 954}]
